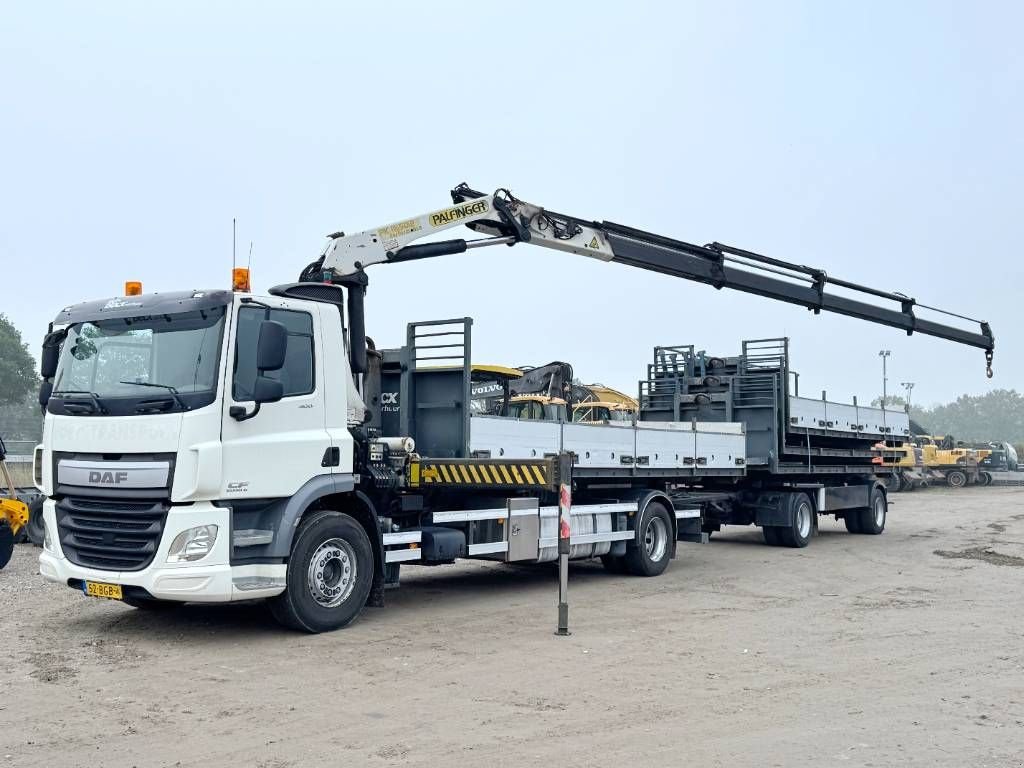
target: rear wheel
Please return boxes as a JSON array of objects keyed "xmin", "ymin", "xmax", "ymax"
[
  {"xmin": 776, "ymin": 493, "xmax": 814, "ymax": 548},
  {"xmin": 979, "ymin": 472, "xmax": 993, "ymax": 486},
  {"xmin": 855, "ymin": 487, "xmax": 887, "ymax": 535},
  {"xmin": 762, "ymin": 525, "xmax": 782, "ymax": 545},
  {"xmin": 270, "ymin": 510, "xmax": 374, "ymax": 633},
  {"xmin": 844, "ymin": 512, "xmax": 863, "ymax": 534},
  {"xmin": 624, "ymin": 501, "xmax": 673, "ymax": 576},
  {"xmin": 946, "ymin": 470, "xmax": 967, "ymax": 488},
  {"xmin": 0, "ymin": 523, "xmax": 14, "ymax": 569}
]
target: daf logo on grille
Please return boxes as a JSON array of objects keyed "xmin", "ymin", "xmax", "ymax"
[{"xmin": 89, "ymin": 470, "xmax": 130, "ymax": 485}]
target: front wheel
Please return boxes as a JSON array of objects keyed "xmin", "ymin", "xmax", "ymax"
[
  {"xmin": 979, "ymin": 472, "xmax": 993, "ymax": 486},
  {"xmin": 270, "ymin": 510, "xmax": 374, "ymax": 633},
  {"xmin": 624, "ymin": 501, "xmax": 673, "ymax": 577}
]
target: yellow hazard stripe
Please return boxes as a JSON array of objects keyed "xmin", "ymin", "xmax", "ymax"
[
  {"xmin": 479, "ymin": 464, "xmax": 493, "ymax": 483},
  {"xmin": 531, "ymin": 465, "xmax": 546, "ymax": 484},
  {"xmin": 439, "ymin": 464, "xmax": 453, "ymax": 482},
  {"xmin": 417, "ymin": 462, "xmax": 551, "ymax": 486},
  {"xmin": 468, "ymin": 464, "xmax": 483, "ymax": 483},
  {"xmin": 458, "ymin": 465, "xmax": 472, "ymax": 483},
  {"xmin": 509, "ymin": 465, "xmax": 524, "ymax": 484},
  {"xmin": 499, "ymin": 465, "xmax": 513, "ymax": 483}
]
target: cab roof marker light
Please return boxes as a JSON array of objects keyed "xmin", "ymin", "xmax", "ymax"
[
  {"xmin": 125, "ymin": 281, "xmax": 143, "ymax": 296},
  {"xmin": 232, "ymin": 267, "xmax": 251, "ymax": 293}
]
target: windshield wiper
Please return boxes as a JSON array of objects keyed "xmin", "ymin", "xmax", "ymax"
[
  {"xmin": 118, "ymin": 381, "xmax": 189, "ymax": 411},
  {"xmin": 51, "ymin": 390, "xmax": 108, "ymax": 415}
]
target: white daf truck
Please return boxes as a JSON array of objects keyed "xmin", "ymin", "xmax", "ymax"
[{"xmin": 33, "ymin": 184, "xmax": 995, "ymax": 632}]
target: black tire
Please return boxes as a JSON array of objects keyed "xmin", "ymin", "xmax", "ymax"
[
  {"xmin": 762, "ymin": 526, "xmax": 782, "ymax": 545},
  {"xmin": 979, "ymin": 472, "xmax": 992, "ymax": 487},
  {"xmin": 844, "ymin": 512, "xmax": 863, "ymax": 534},
  {"xmin": 25, "ymin": 498, "xmax": 45, "ymax": 547},
  {"xmin": 122, "ymin": 596, "xmax": 183, "ymax": 610},
  {"xmin": 946, "ymin": 470, "xmax": 967, "ymax": 488},
  {"xmin": 887, "ymin": 472, "xmax": 904, "ymax": 493},
  {"xmin": 776, "ymin": 493, "xmax": 813, "ymax": 548},
  {"xmin": 600, "ymin": 554, "xmax": 629, "ymax": 574},
  {"xmin": 624, "ymin": 501, "xmax": 674, "ymax": 577},
  {"xmin": 0, "ymin": 523, "xmax": 13, "ymax": 569},
  {"xmin": 269, "ymin": 510, "xmax": 374, "ymax": 633},
  {"xmin": 855, "ymin": 487, "xmax": 887, "ymax": 535}
]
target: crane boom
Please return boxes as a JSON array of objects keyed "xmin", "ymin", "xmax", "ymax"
[{"xmin": 311, "ymin": 183, "xmax": 994, "ymax": 376}]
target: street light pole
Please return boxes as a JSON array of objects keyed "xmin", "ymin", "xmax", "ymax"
[
  {"xmin": 878, "ymin": 350, "xmax": 891, "ymax": 405},
  {"xmin": 901, "ymin": 381, "xmax": 915, "ymax": 411}
]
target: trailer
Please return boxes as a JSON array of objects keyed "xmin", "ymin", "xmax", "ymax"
[{"xmin": 33, "ymin": 184, "xmax": 994, "ymax": 632}]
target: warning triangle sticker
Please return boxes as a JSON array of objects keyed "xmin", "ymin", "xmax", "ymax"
[{"xmin": 588, "ymin": 236, "xmax": 599, "ymax": 249}]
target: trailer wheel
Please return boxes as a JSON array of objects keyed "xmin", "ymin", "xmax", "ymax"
[
  {"xmin": 624, "ymin": 501, "xmax": 673, "ymax": 577},
  {"xmin": 886, "ymin": 472, "xmax": 903, "ymax": 493},
  {"xmin": 270, "ymin": 510, "xmax": 373, "ymax": 633},
  {"xmin": 844, "ymin": 512, "xmax": 863, "ymax": 534},
  {"xmin": 762, "ymin": 526, "xmax": 782, "ymax": 545},
  {"xmin": 776, "ymin": 493, "xmax": 813, "ymax": 548},
  {"xmin": 946, "ymin": 470, "xmax": 967, "ymax": 488},
  {"xmin": 855, "ymin": 487, "xmax": 887, "ymax": 535}
]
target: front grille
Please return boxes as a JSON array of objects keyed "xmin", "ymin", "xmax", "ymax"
[{"xmin": 56, "ymin": 496, "xmax": 169, "ymax": 571}]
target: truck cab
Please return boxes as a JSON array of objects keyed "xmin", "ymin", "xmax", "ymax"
[{"xmin": 37, "ymin": 286, "xmax": 358, "ymax": 607}]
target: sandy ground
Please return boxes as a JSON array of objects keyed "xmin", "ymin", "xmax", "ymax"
[{"xmin": 1, "ymin": 487, "xmax": 1023, "ymax": 768}]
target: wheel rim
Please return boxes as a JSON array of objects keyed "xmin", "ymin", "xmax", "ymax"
[
  {"xmin": 873, "ymin": 496, "xmax": 885, "ymax": 527},
  {"xmin": 949, "ymin": 472, "xmax": 965, "ymax": 487},
  {"xmin": 644, "ymin": 514, "xmax": 669, "ymax": 562},
  {"xmin": 307, "ymin": 538, "xmax": 356, "ymax": 608},
  {"xmin": 796, "ymin": 502, "xmax": 812, "ymax": 539}
]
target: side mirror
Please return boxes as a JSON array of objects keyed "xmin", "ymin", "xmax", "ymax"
[
  {"xmin": 40, "ymin": 342, "xmax": 60, "ymax": 379},
  {"xmin": 257, "ymin": 320, "xmax": 288, "ymax": 372},
  {"xmin": 38, "ymin": 380, "xmax": 53, "ymax": 410},
  {"xmin": 252, "ymin": 376, "xmax": 283, "ymax": 404},
  {"xmin": 229, "ymin": 373, "xmax": 285, "ymax": 422}
]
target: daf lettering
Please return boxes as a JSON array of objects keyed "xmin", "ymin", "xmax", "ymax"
[{"xmin": 88, "ymin": 470, "xmax": 130, "ymax": 485}]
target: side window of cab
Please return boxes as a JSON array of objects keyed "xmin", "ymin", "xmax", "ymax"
[{"xmin": 233, "ymin": 307, "xmax": 315, "ymax": 401}]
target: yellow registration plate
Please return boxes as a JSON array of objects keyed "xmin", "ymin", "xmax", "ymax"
[{"xmin": 83, "ymin": 581, "xmax": 123, "ymax": 600}]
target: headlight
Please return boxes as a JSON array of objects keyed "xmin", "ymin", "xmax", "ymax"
[{"xmin": 166, "ymin": 525, "xmax": 219, "ymax": 563}]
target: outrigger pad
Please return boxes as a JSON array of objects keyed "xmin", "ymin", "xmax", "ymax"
[{"xmin": 0, "ymin": 523, "xmax": 14, "ymax": 570}]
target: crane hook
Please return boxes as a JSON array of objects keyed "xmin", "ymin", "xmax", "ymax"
[{"xmin": 985, "ymin": 349, "xmax": 994, "ymax": 379}]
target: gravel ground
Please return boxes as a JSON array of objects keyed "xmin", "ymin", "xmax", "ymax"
[{"xmin": 1, "ymin": 487, "xmax": 1023, "ymax": 767}]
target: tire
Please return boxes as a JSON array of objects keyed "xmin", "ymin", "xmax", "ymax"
[
  {"xmin": 762, "ymin": 525, "xmax": 782, "ymax": 545},
  {"xmin": 776, "ymin": 493, "xmax": 814, "ymax": 548},
  {"xmin": 0, "ymin": 523, "xmax": 13, "ymax": 570},
  {"xmin": 269, "ymin": 510, "xmax": 374, "ymax": 633},
  {"xmin": 979, "ymin": 472, "xmax": 992, "ymax": 487},
  {"xmin": 25, "ymin": 498, "xmax": 45, "ymax": 548},
  {"xmin": 844, "ymin": 512, "xmax": 863, "ymax": 534},
  {"xmin": 855, "ymin": 487, "xmax": 887, "ymax": 535},
  {"xmin": 946, "ymin": 470, "xmax": 967, "ymax": 488},
  {"xmin": 888, "ymin": 472, "xmax": 904, "ymax": 493},
  {"xmin": 600, "ymin": 554, "xmax": 629, "ymax": 574},
  {"xmin": 624, "ymin": 501, "xmax": 673, "ymax": 577}
]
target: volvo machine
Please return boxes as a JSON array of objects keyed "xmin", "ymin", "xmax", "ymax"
[{"xmin": 33, "ymin": 184, "xmax": 995, "ymax": 631}]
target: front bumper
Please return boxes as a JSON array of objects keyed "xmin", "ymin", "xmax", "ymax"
[{"xmin": 38, "ymin": 499, "xmax": 286, "ymax": 602}]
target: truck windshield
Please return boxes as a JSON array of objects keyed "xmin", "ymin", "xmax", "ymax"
[{"xmin": 50, "ymin": 307, "xmax": 226, "ymax": 416}]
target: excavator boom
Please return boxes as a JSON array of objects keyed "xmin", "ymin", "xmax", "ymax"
[{"xmin": 312, "ymin": 184, "xmax": 994, "ymax": 376}]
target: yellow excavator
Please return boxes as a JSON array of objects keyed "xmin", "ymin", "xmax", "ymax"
[{"xmin": 0, "ymin": 436, "xmax": 30, "ymax": 569}]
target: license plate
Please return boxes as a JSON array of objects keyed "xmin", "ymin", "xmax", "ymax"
[{"xmin": 83, "ymin": 581, "xmax": 123, "ymax": 600}]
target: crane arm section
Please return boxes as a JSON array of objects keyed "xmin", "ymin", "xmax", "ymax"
[{"xmin": 313, "ymin": 184, "xmax": 994, "ymax": 376}]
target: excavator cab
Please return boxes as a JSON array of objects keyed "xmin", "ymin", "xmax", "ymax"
[{"xmin": 0, "ymin": 436, "xmax": 30, "ymax": 570}]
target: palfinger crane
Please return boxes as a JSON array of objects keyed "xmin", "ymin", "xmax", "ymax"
[{"xmin": 306, "ymin": 183, "xmax": 994, "ymax": 377}]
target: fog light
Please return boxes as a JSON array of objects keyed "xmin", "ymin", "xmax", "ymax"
[{"xmin": 166, "ymin": 525, "xmax": 219, "ymax": 563}]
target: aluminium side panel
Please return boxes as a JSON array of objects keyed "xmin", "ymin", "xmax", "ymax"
[
  {"xmin": 695, "ymin": 429, "xmax": 746, "ymax": 469},
  {"xmin": 562, "ymin": 422, "xmax": 636, "ymax": 468},
  {"xmin": 468, "ymin": 416, "xmax": 561, "ymax": 460},
  {"xmin": 635, "ymin": 423, "xmax": 697, "ymax": 468},
  {"xmin": 788, "ymin": 396, "xmax": 827, "ymax": 430},
  {"xmin": 824, "ymin": 401, "xmax": 860, "ymax": 434}
]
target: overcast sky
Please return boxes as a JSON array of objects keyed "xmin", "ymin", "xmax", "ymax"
[{"xmin": 2, "ymin": 2, "xmax": 1020, "ymax": 407}]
